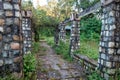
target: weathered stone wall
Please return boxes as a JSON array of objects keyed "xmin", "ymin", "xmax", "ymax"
[
  {"xmin": 0, "ymin": 0, "xmax": 23, "ymax": 78},
  {"xmin": 59, "ymin": 22, "xmax": 66, "ymax": 42},
  {"xmin": 69, "ymin": 12, "xmax": 80, "ymax": 56},
  {"xmin": 98, "ymin": 0, "xmax": 120, "ymax": 80},
  {"xmin": 73, "ymin": 54, "xmax": 97, "ymax": 74},
  {"xmin": 22, "ymin": 10, "xmax": 32, "ymax": 54}
]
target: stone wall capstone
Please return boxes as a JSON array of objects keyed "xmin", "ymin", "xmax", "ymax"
[{"xmin": 0, "ymin": 0, "xmax": 23, "ymax": 78}]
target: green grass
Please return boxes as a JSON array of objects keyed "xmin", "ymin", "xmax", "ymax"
[
  {"xmin": 78, "ymin": 40, "xmax": 99, "ymax": 60},
  {"xmin": 32, "ymin": 42, "xmax": 40, "ymax": 53},
  {"xmin": 45, "ymin": 37, "xmax": 54, "ymax": 46},
  {"xmin": 44, "ymin": 37, "xmax": 72, "ymax": 61},
  {"xmin": 87, "ymin": 71, "xmax": 104, "ymax": 80},
  {"xmin": 53, "ymin": 41, "xmax": 72, "ymax": 62},
  {"xmin": 45, "ymin": 37, "xmax": 99, "ymax": 60}
]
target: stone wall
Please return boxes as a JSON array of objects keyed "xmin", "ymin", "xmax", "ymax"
[
  {"xmin": 69, "ymin": 12, "xmax": 80, "ymax": 56},
  {"xmin": 0, "ymin": 0, "xmax": 23, "ymax": 78},
  {"xmin": 22, "ymin": 10, "xmax": 32, "ymax": 54},
  {"xmin": 98, "ymin": 0, "xmax": 120, "ymax": 80},
  {"xmin": 73, "ymin": 54, "xmax": 97, "ymax": 74},
  {"xmin": 59, "ymin": 22, "xmax": 66, "ymax": 42}
]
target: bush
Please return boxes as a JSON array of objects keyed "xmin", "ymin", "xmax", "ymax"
[
  {"xmin": 45, "ymin": 37, "xmax": 54, "ymax": 46},
  {"xmin": 53, "ymin": 41, "xmax": 72, "ymax": 61},
  {"xmin": 23, "ymin": 52, "xmax": 36, "ymax": 79},
  {"xmin": 39, "ymin": 27, "xmax": 54, "ymax": 37},
  {"xmin": 80, "ymin": 15, "xmax": 101, "ymax": 41},
  {"xmin": 0, "ymin": 75, "xmax": 19, "ymax": 80},
  {"xmin": 88, "ymin": 71, "xmax": 104, "ymax": 80},
  {"xmin": 75, "ymin": 40, "xmax": 99, "ymax": 60},
  {"xmin": 32, "ymin": 42, "xmax": 40, "ymax": 53}
]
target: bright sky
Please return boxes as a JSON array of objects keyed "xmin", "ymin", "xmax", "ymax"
[
  {"xmin": 24, "ymin": 0, "xmax": 47, "ymax": 8},
  {"xmin": 32, "ymin": 0, "xmax": 47, "ymax": 8}
]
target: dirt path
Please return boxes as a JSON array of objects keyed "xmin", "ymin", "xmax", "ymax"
[{"xmin": 36, "ymin": 42, "xmax": 85, "ymax": 80}]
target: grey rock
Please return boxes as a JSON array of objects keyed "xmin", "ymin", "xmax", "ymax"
[
  {"xmin": 3, "ymin": 2, "xmax": 13, "ymax": 10},
  {"xmin": 0, "ymin": 60, "xmax": 3, "ymax": 66}
]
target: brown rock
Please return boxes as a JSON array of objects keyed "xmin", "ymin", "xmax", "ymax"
[
  {"xmin": 13, "ymin": 35, "xmax": 20, "ymax": 41},
  {"xmin": 5, "ymin": 11, "xmax": 13, "ymax": 16},
  {"xmin": 11, "ymin": 42, "xmax": 20, "ymax": 50},
  {"xmin": 0, "ymin": 34, "xmax": 2, "ymax": 41},
  {"xmin": 0, "ymin": 19, "xmax": 5, "ymax": 26},
  {"xmin": 13, "ymin": 56, "xmax": 22, "ymax": 63}
]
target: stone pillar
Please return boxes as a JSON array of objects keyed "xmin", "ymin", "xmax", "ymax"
[
  {"xmin": 69, "ymin": 12, "xmax": 80, "ymax": 57},
  {"xmin": 59, "ymin": 22, "xmax": 66, "ymax": 42},
  {"xmin": 54, "ymin": 25, "xmax": 59, "ymax": 45},
  {"xmin": 98, "ymin": 0, "xmax": 120, "ymax": 80},
  {"xmin": 0, "ymin": 0, "xmax": 23, "ymax": 78},
  {"xmin": 22, "ymin": 10, "xmax": 32, "ymax": 54}
]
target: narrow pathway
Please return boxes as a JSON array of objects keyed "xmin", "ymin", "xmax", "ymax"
[{"xmin": 36, "ymin": 42, "xmax": 85, "ymax": 80}]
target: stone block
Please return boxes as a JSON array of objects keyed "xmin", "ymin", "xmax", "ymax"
[
  {"xmin": 5, "ymin": 27, "xmax": 12, "ymax": 33},
  {"xmin": 3, "ymin": 35, "xmax": 12, "ymax": 42},
  {"xmin": 21, "ymin": 11, "xmax": 25, "ymax": 17},
  {"xmin": 3, "ymin": 2, "xmax": 12, "ymax": 10},
  {"xmin": 13, "ymin": 35, "xmax": 20, "ymax": 41},
  {"xmin": 14, "ymin": 4, "xmax": 20, "ymax": 10},
  {"xmin": 12, "ymin": 0, "xmax": 21, "ymax": 4},
  {"xmin": 11, "ymin": 43, "xmax": 20, "ymax": 50},
  {"xmin": 4, "ymin": 0, "xmax": 12, "ymax": 2},
  {"xmin": 13, "ymin": 63, "xmax": 21, "ymax": 72},
  {"xmin": 13, "ymin": 50, "xmax": 20, "ymax": 57},
  {"xmin": 6, "ymin": 18, "xmax": 13, "ymax": 25},
  {"xmin": 5, "ymin": 59, "xmax": 13, "ymax": 64},
  {"xmin": 14, "ymin": 18, "xmax": 20, "ymax": 26},
  {"xmin": 5, "ymin": 11, "xmax": 13, "ymax": 16},
  {"xmin": 4, "ymin": 44, "xmax": 10, "ymax": 50},
  {"xmin": 108, "ymin": 49, "xmax": 114, "ymax": 54},
  {"xmin": 0, "ymin": 10, "xmax": 4, "ymax": 17},
  {"xmin": 13, "ymin": 56, "xmax": 22, "ymax": 63},
  {"xmin": 15, "ymin": 11, "xmax": 21, "ymax": 17},
  {"xmin": 108, "ymin": 42, "xmax": 115, "ymax": 47},
  {"xmin": 0, "ymin": 60, "xmax": 3, "ymax": 66},
  {"xmin": 0, "ymin": 19, "xmax": 5, "ymax": 26},
  {"xmin": 2, "ymin": 51, "xmax": 8, "ymax": 57},
  {"xmin": 117, "ymin": 49, "xmax": 120, "ymax": 54},
  {"xmin": 109, "ymin": 25, "xmax": 116, "ymax": 30},
  {"xmin": 106, "ymin": 62, "xmax": 112, "ymax": 67},
  {"xmin": 101, "ymin": 53, "xmax": 106, "ymax": 59},
  {"xmin": 0, "ymin": 2, "xmax": 3, "ymax": 10},
  {"xmin": 109, "ymin": 11, "xmax": 115, "ymax": 17},
  {"xmin": 101, "ymin": 0, "xmax": 114, "ymax": 6},
  {"xmin": 0, "ymin": 26, "xmax": 4, "ymax": 32}
]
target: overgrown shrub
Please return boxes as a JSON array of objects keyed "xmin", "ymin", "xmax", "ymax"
[
  {"xmin": 80, "ymin": 15, "xmax": 101, "ymax": 41},
  {"xmin": 23, "ymin": 42, "xmax": 40, "ymax": 79},
  {"xmin": 32, "ymin": 42, "xmax": 40, "ymax": 53},
  {"xmin": 74, "ymin": 40, "xmax": 99, "ymax": 60},
  {"xmin": 87, "ymin": 71, "xmax": 104, "ymax": 80},
  {"xmin": 53, "ymin": 41, "xmax": 72, "ymax": 61},
  {"xmin": 45, "ymin": 37, "xmax": 54, "ymax": 46},
  {"xmin": 23, "ymin": 53, "xmax": 36, "ymax": 72},
  {"xmin": 39, "ymin": 27, "xmax": 54, "ymax": 37}
]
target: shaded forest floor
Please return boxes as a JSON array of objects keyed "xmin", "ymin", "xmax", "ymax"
[{"xmin": 36, "ymin": 41, "xmax": 86, "ymax": 80}]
